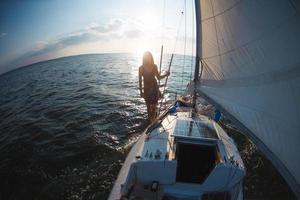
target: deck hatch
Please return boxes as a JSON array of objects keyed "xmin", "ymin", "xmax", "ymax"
[
  {"xmin": 176, "ymin": 143, "xmax": 216, "ymax": 184},
  {"xmin": 172, "ymin": 119, "xmax": 218, "ymax": 139}
]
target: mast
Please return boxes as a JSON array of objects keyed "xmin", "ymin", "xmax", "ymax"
[
  {"xmin": 193, "ymin": 0, "xmax": 201, "ymax": 81},
  {"xmin": 192, "ymin": 0, "xmax": 201, "ymax": 108}
]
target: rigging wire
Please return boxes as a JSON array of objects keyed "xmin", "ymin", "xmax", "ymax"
[
  {"xmin": 190, "ymin": 0, "xmax": 195, "ymax": 81},
  {"xmin": 171, "ymin": 10, "xmax": 184, "ymax": 54},
  {"xmin": 180, "ymin": 0, "xmax": 187, "ymax": 93},
  {"xmin": 158, "ymin": 0, "xmax": 166, "ymax": 88},
  {"xmin": 158, "ymin": 7, "xmax": 185, "ymax": 115},
  {"xmin": 161, "ymin": 0, "xmax": 166, "ymax": 45},
  {"xmin": 158, "ymin": 54, "xmax": 174, "ymax": 114}
]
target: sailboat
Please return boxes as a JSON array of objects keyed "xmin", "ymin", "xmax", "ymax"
[{"xmin": 109, "ymin": 0, "xmax": 300, "ymax": 199}]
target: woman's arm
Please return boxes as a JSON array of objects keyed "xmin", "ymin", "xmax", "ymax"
[
  {"xmin": 138, "ymin": 67, "xmax": 144, "ymax": 97},
  {"xmin": 154, "ymin": 65, "xmax": 170, "ymax": 80}
]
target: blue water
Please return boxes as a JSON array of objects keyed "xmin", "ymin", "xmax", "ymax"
[{"xmin": 0, "ymin": 53, "xmax": 194, "ymax": 200}]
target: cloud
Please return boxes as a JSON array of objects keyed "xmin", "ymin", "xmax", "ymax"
[
  {"xmin": 124, "ymin": 28, "xmax": 142, "ymax": 38},
  {"xmin": 89, "ymin": 19, "xmax": 123, "ymax": 33},
  {"xmin": 2, "ymin": 18, "xmax": 147, "ymax": 72},
  {"xmin": 18, "ymin": 32, "xmax": 102, "ymax": 61},
  {"xmin": 0, "ymin": 33, "xmax": 7, "ymax": 38},
  {"xmin": 23, "ymin": 18, "xmax": 143, "ymax": 59}
]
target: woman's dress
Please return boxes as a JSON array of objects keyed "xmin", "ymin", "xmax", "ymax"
[{"xmin": 141, "ymin": 65, "xmax": 160, "ymax": 104}]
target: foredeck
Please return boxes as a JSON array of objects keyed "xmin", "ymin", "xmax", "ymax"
[
  {"xmin": 110, "ymin": 109, "xmax": 245, "ymax": 200},
  {"xmin": 138, "ymin": 110, "xmax": 244, "ymax": 167}
]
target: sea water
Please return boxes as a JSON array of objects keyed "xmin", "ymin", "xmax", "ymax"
[
  {"xmin": 0, "ymin": 53, "xmax": 294, "ymax": 200},
  {"xmin": 0, "ymin": 53, "xmax": 194, "ymax": 199}
]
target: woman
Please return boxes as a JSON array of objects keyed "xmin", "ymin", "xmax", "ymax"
[{"xmin": 139, "ymin": 51, "xmax": 169, "ymax": 122}]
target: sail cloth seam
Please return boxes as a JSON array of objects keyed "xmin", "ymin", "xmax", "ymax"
[
  {"xmin": 288, "ymin": 0, "xmax": 300, "ymax": 16},
  {"xmin": 197, "ymin": 0, "xmax": 300, "ymax": 197},
  {"xmin": 197, "ymin": 89, "xmax": 300, "ymax": 197},
  {"xmin": 201, "ymin": 13, "xmax": 297, "ymax": 60},
  {"xmin": 198, "ymin": 87, "xmax": 292, "ymax": 124},
  {"xmin": 209, "ymin": 0, "xmax": 224, "ymax": 80},
  {"xmin": 200, "ymin": 62, "xmax": 300, "ymax": 88},
  {"xmin": 199, "ymin": 89, "xmax": 291, "ymax": 126},
  {"xmin": 200, "ymin": 0, "xmax": 243, "ymax": 22}
]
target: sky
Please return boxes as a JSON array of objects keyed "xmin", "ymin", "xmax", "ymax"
[{"xmin": 0, "ymin": 0, "xmax": 196, "ymax": 74}]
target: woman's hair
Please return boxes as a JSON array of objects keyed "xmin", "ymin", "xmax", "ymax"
[{"xmin": 142, "ymin": 51, "xmax": 154, "ymax": 66}]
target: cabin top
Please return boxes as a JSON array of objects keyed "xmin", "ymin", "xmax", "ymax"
[
  {"xmin": 137, "ymin": 111, "xmax": 244, "ymax": 169},
  {"xmin": 171, "ymin": 117, "xmax": 219, "ymax": 141},
  {"xmin": 138, "ymin": 112, "xmax": 221, "ymax": 162}
]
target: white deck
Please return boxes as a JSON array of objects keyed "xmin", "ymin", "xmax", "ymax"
[{"xmin": 109, "ymin": 109, "xmax": 245, "ymax": 200}]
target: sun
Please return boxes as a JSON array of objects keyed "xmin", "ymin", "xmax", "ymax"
[
  {"xmin": 131, "ymin": 12, "xmax": 162, "ymax": 60},
  {"xmin": 140, "ymin": 14, "xmax": 159, "ymax": 31},
  {"xmin": 134, "ymin": 45, "xmax": 148, "ymax": 59}
]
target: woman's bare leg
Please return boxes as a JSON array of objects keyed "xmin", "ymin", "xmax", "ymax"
[
  {"xmin": 149, "ymin": 104, "xmax": 157, "ymax": 122},
  {"xmin": 146, "ymin": 103, "xmax": 151, "ymax": 121},
  {"xmin": 150, "ymin": 105, "xmax": 154, "ymax": 122},
  {"xmin": 145, "ymin": 103, "xmax": 158, "ymax": 122},
  {"xmin": 153, "ymin": 103, "xmax": 158, "ymax": 119}
]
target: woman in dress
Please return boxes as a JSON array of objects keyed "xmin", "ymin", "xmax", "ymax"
[{"xmin": 139, "ymin": 51, "xmax": 169, "ymax": 122}]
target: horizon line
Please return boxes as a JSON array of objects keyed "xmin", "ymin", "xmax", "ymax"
[{"xmin": 0, "ymin": 52, "xmax": 195, "ymax": 77}]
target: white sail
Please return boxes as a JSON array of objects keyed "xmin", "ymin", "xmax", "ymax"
[{"xmin": 196, "ymin": 0, "xmax": 300, "ymax": 197}]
